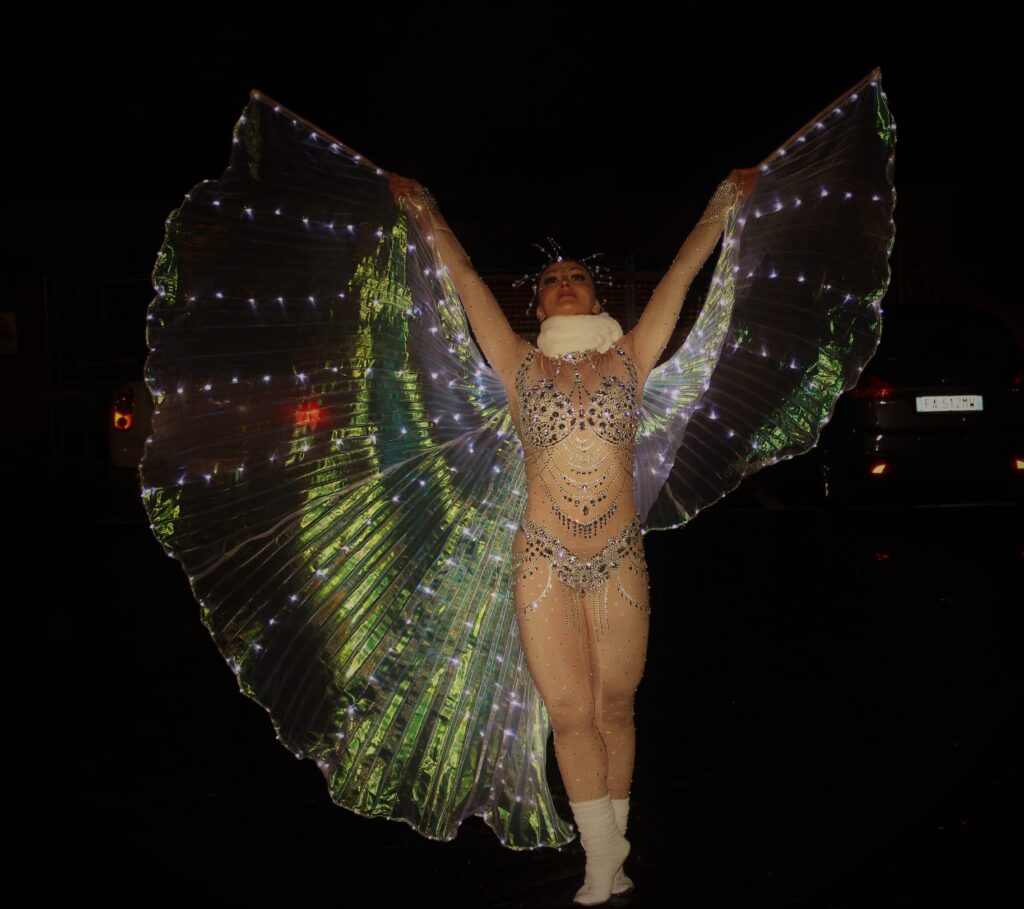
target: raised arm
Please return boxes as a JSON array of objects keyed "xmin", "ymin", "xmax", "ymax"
[
  {"xmin": 392, "ymin": 177, "xmax": 529, "ymax": 386},
  {"xmin": 627, "ymin": 175, "xmax": 747, "ymax": 379}
]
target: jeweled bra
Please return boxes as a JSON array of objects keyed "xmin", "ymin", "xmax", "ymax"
[{"xmin": 514, "ymin": 343, "xmax": 641, "ymax": 540}]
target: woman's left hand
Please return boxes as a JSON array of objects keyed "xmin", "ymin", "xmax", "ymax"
[
  {"xmin": 388, "ymin": 173, "xmax": 424, "ymax": 206},
  {"xmin": 726, "ymin": 166, "xmax": 760, "ymax": 198}
]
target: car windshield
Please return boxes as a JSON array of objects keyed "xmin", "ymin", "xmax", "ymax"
[{"xmin": 866, "ymin": 307, "xmax": 1019, "ymax": 381}]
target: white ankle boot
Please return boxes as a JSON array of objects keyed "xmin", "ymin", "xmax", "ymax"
[
  {"xmin": 568, "ymin": 793, "xmax": 631, "ymax": 906},
  {"xmin": 610, "ymin": 797, "xmax": 635, "ymax": 896}
]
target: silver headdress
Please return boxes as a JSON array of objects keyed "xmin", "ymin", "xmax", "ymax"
[{"xmin": 512, "ymin": 237, "xmax": 615, "ymax": 315}]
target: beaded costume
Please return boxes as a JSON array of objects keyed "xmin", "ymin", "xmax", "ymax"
[
  {"xmin": 140, "ymin": 68, "xmax": 896, "ymax": 850},
  {"xmin": 511, "ymin": 343, "xmax": 649, "ymax": 641}
]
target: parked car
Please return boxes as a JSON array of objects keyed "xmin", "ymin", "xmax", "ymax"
[{"xmin": 818, "ymin": 304, "xmax": 1023, "ymax": 507}]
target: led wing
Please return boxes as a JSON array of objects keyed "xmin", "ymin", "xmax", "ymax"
[
  {"xmin": 634, "ymin": 67, "xmax": 897, "ymax": 531},
  {"xmin": 141, "ymin": 91, "xmax": 573, "ymax": 849}
]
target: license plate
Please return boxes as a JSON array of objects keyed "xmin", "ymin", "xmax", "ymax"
[{"xmin": 915, "ymin": 395, "xmax": 984, "ymax": 413}]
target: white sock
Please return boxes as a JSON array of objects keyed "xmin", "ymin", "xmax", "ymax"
[
  {"xmin": 568, "ymin": 793, "xmax": 631, "ymax": 906},
  {"xmin": 611, "ymin": 797, "xmax": 629, "ymax": 835},
  {"xmin": 610, "ymin": 797, "xmax": 634, "ymax": 894}
]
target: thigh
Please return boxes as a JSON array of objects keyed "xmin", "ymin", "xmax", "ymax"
[
  {"xmin": 586, "ymin": 533, "xmax": 651, "ymax": 695},
  {"xmin": 511, "ymin": 527, "xmax": 594, "ymax": 707}
]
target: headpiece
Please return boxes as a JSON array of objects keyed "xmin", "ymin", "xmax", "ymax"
[{"xmin": 511, "ymin": 237, "xmax": 615, "ymax": 316}]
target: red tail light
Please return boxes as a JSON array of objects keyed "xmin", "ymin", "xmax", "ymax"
[
  {"xmin": 295, "ymin": 398, "xmax": 322, "ymax": 429},
  {"xmin": 851, "ymin": 375, "xmax": 894, "ymax": 399}
]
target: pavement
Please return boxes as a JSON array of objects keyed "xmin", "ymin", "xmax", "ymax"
[{"xmin": 27, "ymin": 469, "xmax": 1024, "ymax": 905}]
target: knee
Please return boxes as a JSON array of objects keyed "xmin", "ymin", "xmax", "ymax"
[
  {"xmin": 545, "ymin": 691, "xmax": 597, "ymax": 735},
  {"xmin": 600, "ymin": 690, "xmax": 637, "ymax": 728}
]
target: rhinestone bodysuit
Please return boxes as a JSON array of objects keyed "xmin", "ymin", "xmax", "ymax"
[{"xmin": 510, "ymin": 342, "xmax": 650, "ymax": 640}]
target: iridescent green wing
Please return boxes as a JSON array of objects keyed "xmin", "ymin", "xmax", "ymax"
[
  {"xmin": 141, "ymin": 91, "xmax": 573, "ymax": 849},
  {"xmin": 634, "ymin": 67, "xmax": 897, "ymax": 531}
]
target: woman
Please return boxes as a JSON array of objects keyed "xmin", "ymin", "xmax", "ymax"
[
  {"xmin": 140, "ymin": 69, "xmax": 894, "ymax": 908},
  {"xmin": 389, "ymin": 171, "xmax": 754, "ymax": 905}
]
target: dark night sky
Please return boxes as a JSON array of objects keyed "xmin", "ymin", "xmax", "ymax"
[{"xmin": 4, "ymin": 9, "xmax": 1012, "ymax": 282}]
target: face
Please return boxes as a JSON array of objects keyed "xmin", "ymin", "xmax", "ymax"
[{"xmin": 535, "ymin": 261, "xmax": 601, "ymax": 322}]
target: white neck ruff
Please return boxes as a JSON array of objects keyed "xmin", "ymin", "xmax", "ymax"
[{"xmin": 537, "ymin": 312, "xmax": 624, "ymax": 358}]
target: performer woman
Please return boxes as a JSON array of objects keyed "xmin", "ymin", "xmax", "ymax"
[
  {"xmin": 141, "ymin": 71, "xmax": 892, "ymax": 909},
  {"xmin": 389, "ymin": 170, "xmax": 755, "ymax": 905}
]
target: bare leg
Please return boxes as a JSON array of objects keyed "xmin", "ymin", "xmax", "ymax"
[
  {"xmin": 586, "ymin": 550, "xmax": 650, "ymax": 799},
  {"xmin": 512, "ymin": 528, "xmax": 610, "ymax": 802},
  {"xmin": 511, "ymin": 522, "xmax": 651, "ymax": 802}
]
